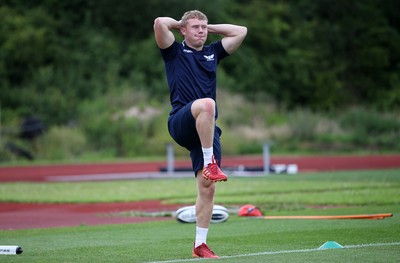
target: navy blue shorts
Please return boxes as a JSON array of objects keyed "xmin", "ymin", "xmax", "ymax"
[{"xmin": 168, "ymin": 102, "xmax": 222, "ymax": 176}]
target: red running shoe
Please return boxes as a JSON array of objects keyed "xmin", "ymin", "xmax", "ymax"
[
  {"xmin": 202, "ymin": 156, "xmax": 228, "ymax": 182},
  {"xmin": 192, "ymin": 243, "xmax": 219, "ymax": 258}
]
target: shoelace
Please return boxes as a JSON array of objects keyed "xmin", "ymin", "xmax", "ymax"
[
  {"xmin": 209, "ymin": 163, "xmax": 219, "ymax": 174},
  {"xmin": 198, "ymin": 244, "xmax": 215, "ymax": 256}
]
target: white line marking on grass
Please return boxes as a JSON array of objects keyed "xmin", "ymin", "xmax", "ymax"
[
  {"xmin": 146, "ymin": 241, "xmax": 400, "ymax": 263},
  {"xmin": 344, "ymin": 242, "xmax": 400, "ymax": 249}
]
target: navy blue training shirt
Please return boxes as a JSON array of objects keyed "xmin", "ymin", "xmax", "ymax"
[{"xmin": 160, "ymin": 40, "xmax": 229, "ymax": 118}]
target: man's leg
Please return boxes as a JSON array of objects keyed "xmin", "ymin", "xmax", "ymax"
[
  {"xmin": 191, "ymin": 98, "xmax": 227, "ymax": 182},
  {"xmin": 192, "ymin": 170, "xmax": 219, "ymax": 258},
  {"xmin": 191, "ymin": 98, "xmax": 215, "ymax": 149},
  {"xmin": 195, "ymin": 170, "xmax": 215, "ymax": 231}
]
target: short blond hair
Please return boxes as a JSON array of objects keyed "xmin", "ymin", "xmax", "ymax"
[{"xmin": 181, "ymin": 10, "xmax": 208, "ymax": 27}]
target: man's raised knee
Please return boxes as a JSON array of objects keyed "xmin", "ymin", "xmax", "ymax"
[
  {"xmin": 199, "ymin": 98, "xmax": 215, "ymax": 116},
  {"xmin": 192, "ymin": 98, "xmax": 216, "ymax": 118}
]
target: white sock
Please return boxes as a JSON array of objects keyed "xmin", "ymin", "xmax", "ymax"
[
  {"xmin": 202, "ymin": 147, "xmax": 213, "ymax": 167},
  {"xmin": 195, "ymin": 226, "xmax": 208, "ymax": 248}
]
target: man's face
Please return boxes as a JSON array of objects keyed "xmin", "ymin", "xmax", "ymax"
[{"xmin": 181, "ymin": 18, "xmax": 208, "ymax": 50}]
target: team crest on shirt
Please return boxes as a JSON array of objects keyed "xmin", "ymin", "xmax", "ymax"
[{"xmin": 204, "ymin": 54, "xmax": 215, "ymax": 61}]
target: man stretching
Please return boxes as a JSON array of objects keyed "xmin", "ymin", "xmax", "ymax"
[{"xmin": 154, "ymin": 10, "xmax": 247, "ymax": 258}]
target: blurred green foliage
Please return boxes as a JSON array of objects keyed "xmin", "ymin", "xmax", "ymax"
[{"xmin": 1, "ymin": 0, "xmax": 399, "ymax": 162}]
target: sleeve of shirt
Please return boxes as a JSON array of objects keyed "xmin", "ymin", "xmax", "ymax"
[
  {"xmin": 213, "ymin": 40, "xmax": 229, "ymax": 63},
  {"xmin": 160, "ymin": 41, "xmax": 179, "ymax": 62}
]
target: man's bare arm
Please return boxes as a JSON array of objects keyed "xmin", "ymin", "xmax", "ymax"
[
  {"xmin": 154, "ymin": 17, "xmax": 181, "ymax": 49},
  {"xmin": 207, "ymin": 24, "xmax": 247, "ymax": 54}
]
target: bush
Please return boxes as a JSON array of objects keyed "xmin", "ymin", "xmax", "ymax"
[
  {"xmin": 339, "ymin": 107, "xmax": 400, "ymax": 149},
  {"xmin": 35, "ymin": 126, "xmax": 87, "ymax": 160},
  {"xmin": 77, "ymin": 89, "xmax": 171, "ymax": 158},
  {"xmin": 287, "ymin": 109, "xmax": 320, "ymax": 141}
]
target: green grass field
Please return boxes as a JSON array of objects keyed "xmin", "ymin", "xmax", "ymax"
[{"xmin": 1, "ymin": 169, "xmax": 399, "ymax": 262}]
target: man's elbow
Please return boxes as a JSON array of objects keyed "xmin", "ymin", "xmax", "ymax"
[
  {"xmin": 154, "ymin": 17, "xmax": 162, "ymax": 30},
  {"xmin": 239, "ymin": 26, "xmax": 248, "ymax": 38}
]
